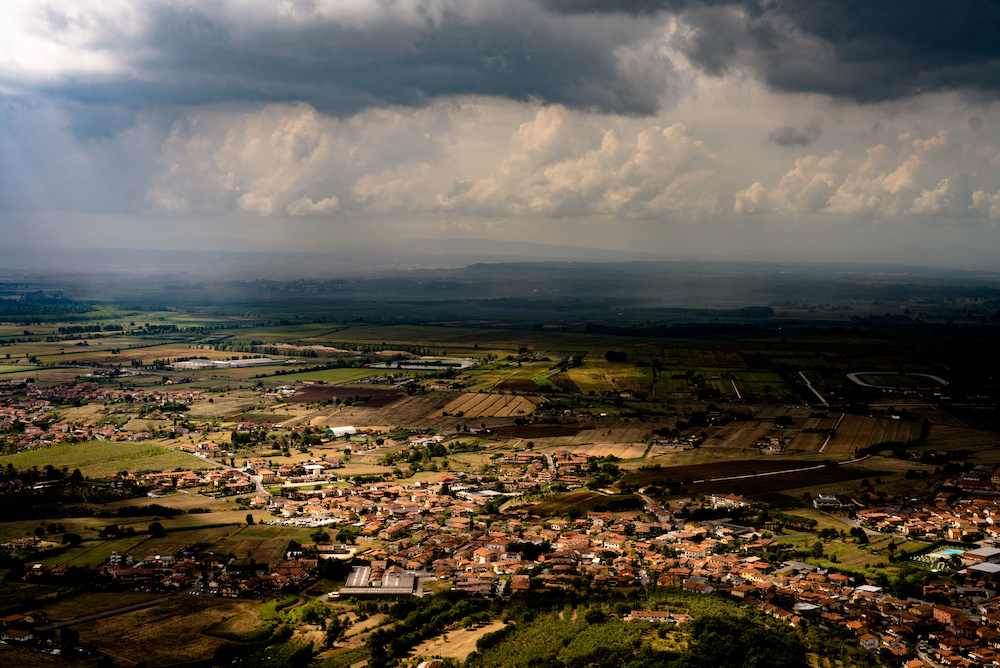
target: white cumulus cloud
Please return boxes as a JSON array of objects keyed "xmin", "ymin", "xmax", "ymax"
[
  {"xmin": 438, "ymin": 105, "xmax": 721, "ymax": 219},
  {"xmin": 735, "ymin": 130, "xmax": 1000, "ymax": 221}
]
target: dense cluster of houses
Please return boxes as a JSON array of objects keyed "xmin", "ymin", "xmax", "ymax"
[
  {"xmin": 856, "ymin": 498, "xmax": 1000, "ymax": 544},
  {"xmin": 12, "ymin": 459, "xmax": 1000, "ymax": 666},
  {"xmin": 0, "ymin": 381, "xmax": 212, "ymax": 451},
  {"xmin": 496, "ymin": 450, "xmax": 589, "ymax": 488},
  {"xmin": 95, "ymin": 550, "xmax": 318, "ymax": 596},
  {"xmin": 124, "ymin": 456, "xmax": 346, "ymax": 496},
  {"xmin": 956, "ymin": 466, "xmax": 1000, "ymax": 495},
  {"xmin": 9, "ymin": 379, "xmax": 1000, "ymax": 664},
  {"xmin": 132, "ymin": 466, "xmax": 255, "ymax": 496},
  {"xmin": 229, "ymin": 474, "xmax": 1000, "ymax": 666}
]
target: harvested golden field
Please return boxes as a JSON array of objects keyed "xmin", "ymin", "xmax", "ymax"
[
  {"xmin": 823, "ymin": 415, "xmax": 922, "ymax": 454},
  {"xmin": 411, "ymin": 621, "xmax": 508, "ymax": 662},
  {"xmin": 204, "ymin": 604, "xmax": 264, "ymax": 641},
  {"xmin": 562, "ymin": 424, "xmax": 652, "ymax": 447},
  {"xmin": 497, "ymin": 422, "xmax": 668, "ymax": 451},
  {"xmin": 789, "ymin": 432, "xmax": 829, "ymax": 451},
  {"xmin": 699, "ymin": 414, "xmax": 922, "ymax": 454},
  {"xmin": 925, "ymin": 424, "xmax": 1000, "ymax": 451},
  {"xmin": 552, "ymin": 442, "xmax": 649, "ymax": 459},
  {"xmin": 700, "ymin": 422, "xmax": 770, "ymax": 449},
  {"xmin": 432, "ymin": 393, "xmax": 545, "ymax": 419},
  {"xmin": 75, "ymin": 596, "xmax": 256, "ymax": 665},
  {"xmin": 38, "ymin": 591, "xmax": 160, "ymax": 620},
  {"xmin": 320, "ymin": 395, "xmax": 451, "ymax": 426}
]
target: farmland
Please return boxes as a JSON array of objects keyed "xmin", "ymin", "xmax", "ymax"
[
  {"xmin": 74, "ymin": 596, "xmax": 256, "ymax": 666},
  {"xmin": 37, "ymin": 592, "xmax": 160, "ymax": 620},
  {"xmin": 433, "ymin": 393, "xmax": 545, "ymax": 419},
  {"xmin": 0, "ymin": 441, "xmax": 208, "ymax": 479},
  {"xmin": 0, "ymin": 262, "xmax": 999, "ymax": 668},
  {"xmin": 821, "ymin": 415, "xmax": 923, "ymax": 454}
]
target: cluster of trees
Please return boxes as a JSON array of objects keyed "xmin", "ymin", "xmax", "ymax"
[
  {"xmin": 268, "ymin": 359, "xmax": 362, "ymax": 377},
  {"xmin": 366, "ymin": 593, "xmax": 491, "ymax": 668},
  {"xmin": 212, "ymin": 596, "xmax": 316, "ymax": 668},
  {"xmin": 216, "ymin": 342, "xmax": 318, "ymax": 357},
  {"xmin": 99, "ymin": 524, "xmax": 138, "ymax": 538},
  {"xmin": 231, "ymin": 427, "xmax": 271, "ymax": 448},
  {"xmin": 467, "ymin": 589, "xmax": 810, "ymax": 668},
  {"xmin": 0, "ymin": 300, "xmax": 92, "ymax": 318},
  {"xmin": 57, "ymin": 324, "xmax": 123, "ymax": 333},
  {"xmin": 769, "ymin": 512, "xmax": 819, "ymax": 532},
  {"xmin": 378, "ymin": 441, "xmax": 449, "ymax": 467},
  {"xmin": 585, "ymin": 455, "xmax": 625, "ymax": 489},
  {"xmin": 585, "ymin": 322, "xmax": 767, "ymax": 338},
  {"xmin": 0, "ymin": 463, "xmax": 83, "ymax": 483},
  {"xmin": 326, "ymin": 342, "xmax": 435, "ymax": 356}
]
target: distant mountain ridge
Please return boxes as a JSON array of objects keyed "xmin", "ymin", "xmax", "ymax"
[{"xmin": 0, "ymin": 239, "xmax": 998, "ymax": 278}]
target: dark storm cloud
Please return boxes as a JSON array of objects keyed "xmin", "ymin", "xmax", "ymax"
[
  {"xmin": 9, "ymin": 0, "xmax": 1000, "ymax": 131},
  {"xmin": 21, "ymin": 1, "xmax": 665, "ymax": 126},
  {"xmin": 677, "ymin": 1, "xmax": 1000, "ymax": 102},
  {"xmin": 766, "ymin": 120, "xmax": 822, "ymax": 147},
  {"xmin": 541, "ymin": 0, "xmax": 741, "ymax": 14}
]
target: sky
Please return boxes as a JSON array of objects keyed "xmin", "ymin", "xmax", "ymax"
[{"xmin": 2, "ymin": 0, "xmax": 1000, "ymax": 266}]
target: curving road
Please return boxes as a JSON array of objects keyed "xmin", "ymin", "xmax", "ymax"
[{"xmin": 846, "ymin": 371, "xmax": 948, "ymax": 389}]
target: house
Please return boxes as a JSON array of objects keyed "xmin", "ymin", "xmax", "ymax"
[
  {"xmin": 1, "ymin": 628, "xmax": 33, "ymax": 643},
  {"xmin": 709, "ymin": 493, "xmax": 750, "ymax": 509},
  {"xmin": 625, "ymin": 610, "xmax": 690, "ymax": 624},
  {"xmin": 813, "ymin": 493, "xmax": 855, "ymax": 510},
  {"xmin": 933, "ymin": 605, "xmax": 964, "ymax": 625}
]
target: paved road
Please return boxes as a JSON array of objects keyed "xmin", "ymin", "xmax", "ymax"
[
  {"xmin": 917, "ymin": 648, "xmax": 947, "ymax": 668},
  {"xmin": 177, "ymin": 450, "xmax": 226, "ymax": 469},
  {"xmin": 36, "ymin": 587, "xmax": 195, "ymax": 631},
  {"xmin": 846, "ymin": 371, "xmax": 949, "ymax": 388},
  {"xmin": 249, "ymin": 472, "xmax": 269, "ymax": 496},
  {"xmin": 798, "ymin": 371, "xmax": 828, "ymax": 406}
]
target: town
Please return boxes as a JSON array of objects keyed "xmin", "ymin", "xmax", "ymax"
[{"xmin": 1, "ymin": 268, "xmax": 999, "ymax": 668}]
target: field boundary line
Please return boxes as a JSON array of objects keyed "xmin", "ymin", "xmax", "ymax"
[
  {"xmin": 691, "ymin": 454, "xmax": 869, "ymax": 484},
  {"xmin": 798, "ymin": 371, "xmax": 827, "ymax": 406},
  {"xmin": 819, "ymin": 413, "xmax": 846, "ymax": 453}
]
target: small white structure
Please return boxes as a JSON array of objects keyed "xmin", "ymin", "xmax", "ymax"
[{"xmin": 325, "ymin": 426, "xmax": 357, "ymax": 438}]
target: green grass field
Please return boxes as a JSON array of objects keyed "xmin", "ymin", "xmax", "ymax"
[
  {"xmin": 0, "ymin": 365, "xmax": 36, "ymax": 375},
  {"xmin": 213, "ymin": 523, "xmax": 315, "ymax": 562},
  {"xmin": 0, "ymin": 441, "xmax": 209, "ymax": 478},
  {"xmin": 32, "ymin": 534, "xmax": 151, "ymax": 568},
  {"xmin": 269, "ymin": 368, "xmax": 398, "ymax": 384}
]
